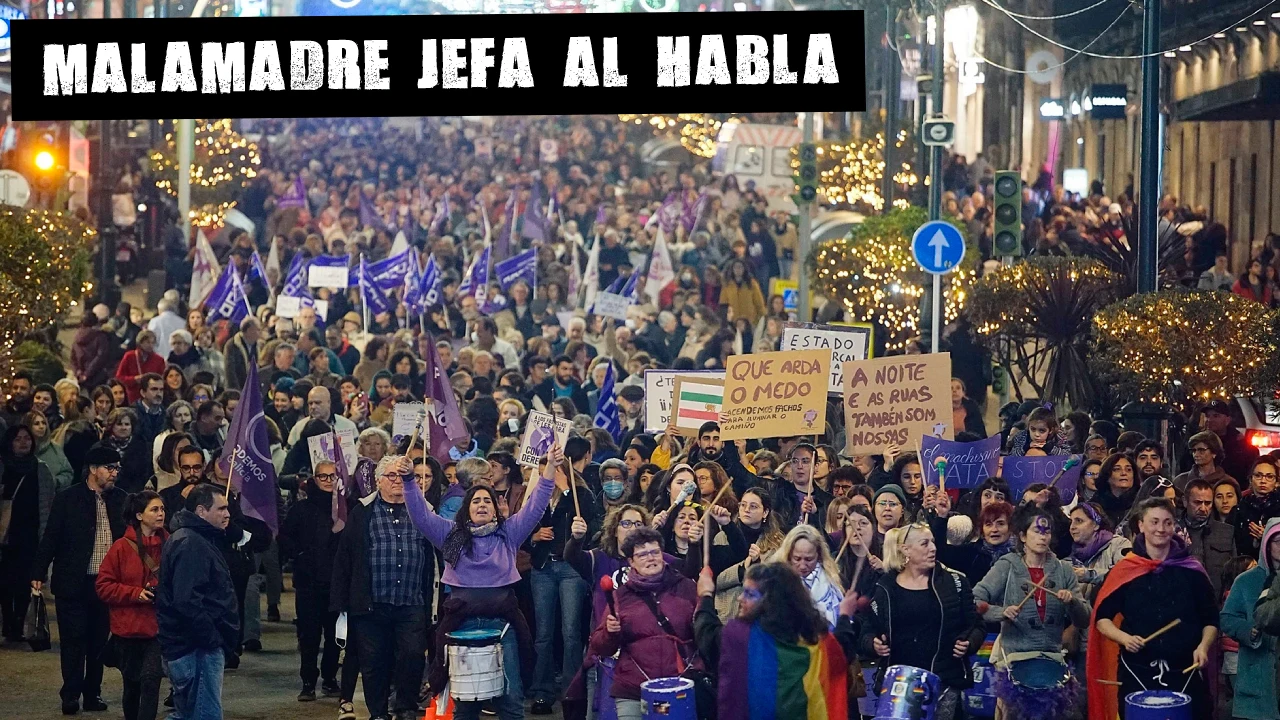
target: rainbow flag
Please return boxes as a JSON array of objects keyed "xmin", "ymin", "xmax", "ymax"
[
  {"xmin": 976, "ymin": 632, "xmax": 997, "ymax": 661},
  {"xmin": 718, "ymin": 620, "xmax": 849, "ymax": 720}
]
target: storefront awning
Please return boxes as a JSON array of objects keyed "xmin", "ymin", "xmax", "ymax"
[{"xmin": 1175, "ymin": 72, "xmax": 1280, "ymax": 121}]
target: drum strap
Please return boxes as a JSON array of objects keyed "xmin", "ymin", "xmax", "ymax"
[
  {"xmin": 1119, "ymin": 656, "xmax": 1198, "ymax": 694},
  {"xmin": 635, "ymin": 592, "xmax": 695, "ymax": 674}
]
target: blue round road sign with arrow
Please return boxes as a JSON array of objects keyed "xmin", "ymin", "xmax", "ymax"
[{"xmin": 911, "ymin": 220, "xmax": 965, "ymax": 274}]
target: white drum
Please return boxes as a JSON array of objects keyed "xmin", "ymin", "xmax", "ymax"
[{"xmin": 446, "ymin": 627, "xmax": 507, "ymax": 702}]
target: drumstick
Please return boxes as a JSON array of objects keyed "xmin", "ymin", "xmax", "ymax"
[
  {"xmin": 848, "ymin": 554, "xmax": 867, "ymax": 594},
  {"xmin": 1141, "ymin": 619, "xmax": 1181, "ymax": 645},
  {"xmin": 1094, "ymin": 679, "xmax": 1124, "ymax": 686},
  {"xmin": 565, "ymin": 454, "xmax": 580, "ymax": 517},
  {"xmin": 1009, "ymin": 579, "xmax": 1051, "ymax": 613},
  {"xmin": 709, "ymin": 480, "xmax": 734, "ymax": 509},
  {"xmin": 1182, "ymin": 663, "xmax": 1200, "ymax": 675}
]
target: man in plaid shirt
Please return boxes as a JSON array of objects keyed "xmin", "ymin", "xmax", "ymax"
[{"xmin": 331, "ymin": 454, "xmax": 435, "ymax": 720}]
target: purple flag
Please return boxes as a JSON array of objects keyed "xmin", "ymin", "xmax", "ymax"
[
  {"xmin": 359, "ymin": 191, "xmax": 383, "ymax": 232},
  {"xmin": 277, "ymin": 177, "xmax": 306, "ymax": 210},
  {"xmin": 658, "ymin": 193, "xmax": 682, "ymax": 235},
  {"xmin": 431, "ymin": 194, "xmax": 451, "ymax": 235},
  {"xmin": 218, "ymin": 361, "xmax": 279, "ymax": 535},
  {"xmin": 522, "ymin": 183, "xmax": 548, "ymax": 243},
  {"xmin": 331, "ymin": 432, "xmax": 351, "ymax": 532},
  {"xmin": 495, "ymin": 190, "xmax": 516, "ymax": 261},
  {"xmin": 681, "ymin": 191, "xmax": 708, "ymax": 233},
  {"xmin": 458, "ymin": 245, "xmax": 490, "ymax": 298},
  {"xmin": 494, "ymin": 248, "xmax": 538, "ymax": 292},
  {"xmin": 358, "ymin": 256, "xmax": 393, "ymax": 317},
  {"xmin": 421, "ymin": 330, "xmax": 468, "ymax": 462}
]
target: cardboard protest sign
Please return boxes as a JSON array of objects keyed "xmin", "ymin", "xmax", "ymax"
[
  {"xmin": 670, "ymin": 376, "xmax": 725, "ymax": 438},
  {"xmin": 719, "ymin": 349, "xmax": 829, "ymax": 441},
  {"xmin": 843, "ymin": 353, "xmax": 953, "ymax": 455},
  {"xmin": 308, "ymin": 265, "xmax": 349, "ymax": 288},
  {"xmin": 780, "ymin": 321, "xmax": 874, "ymax": 394},
  {"xmin": 274, "ymin": 295, "xmax": 301, "ymax": 318},
  {"xmin": 518, "ymin": 410, "xmax": 573, "ymax": 468},
  {"xmin": 336, "ymin": 427, "xmax": 359, "ymax": 474},
  {"xmin": 307, "ymin": 433, "xmax": 336, "ymax": 468},
  {"xmin": 920, "ymin": 435, "xmax": 1001, "ymax": 488},
  {"xmin": 1000, "ymin": 455, "xmax": 1083, "ymax": 504},
  {"xmin": 392, "ymin": 402, "xmax": 426, "ymax": 444},
  {"xmin": 594, "ymin": 292, "xmax": 629, "ymax": 320},
  {"xmin": 643, "ymin": 369, "xmax": 725, "ymax": 432}
]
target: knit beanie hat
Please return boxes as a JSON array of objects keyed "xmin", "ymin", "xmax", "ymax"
[{"xmin": 874, "ymin": 484, "xmax": 907, "ymax": 507}]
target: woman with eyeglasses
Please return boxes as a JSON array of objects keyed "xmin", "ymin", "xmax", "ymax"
[
  {"xmin": 279, "ymin": 460, "xmax": 344, "ymax": 702},
  {"xmin": 703, "ymin": 487, "xmax": 786, "ymax": 620},
  {"xmin": 887, "ymin": 453, "xmax": 926, "ymax": 521},
  {"xmin": 403, "ymin": 443, "xmax": 561, "ymax": 720},
  {"xmin": 1172, "ymin": 431, "xmax": 1232, "ymax": 495},
  {"xmin": 1079, "ymin": 459, "xmax": 1103, "ymax": 504},
  {"xmin": 860, "ymin": 522, "xmax": 986, "ymax": 720},
  {"xmin": 1235, "ymin": 457, "xmax": 1280, "ymax": 556},
  {"xmin": 872, "ymin": 485, "xmax": 907, "ymax": 546},
  {"xmin": 832, "ymin": 504, "xmax": 883, "ymax": 598},
  {"xmin": 973, "ymin": 506, "xmax": 1091, "ymax": 717},
  {"xmin": 588, "ymin": 526, "xmax": 704, "ymax": 720}
]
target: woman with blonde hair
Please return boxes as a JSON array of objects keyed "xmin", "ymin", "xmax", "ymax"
[
  {"xmin": 772, "ymin": 524, "xmax": 845, "ymax": 628},
  {"xmin": 859, "ymin": 522, "xmax": 985, "ymax": 720},
  {"xmin": 825, "ymin": 496, "xmax": 853, "ymax": 537}
]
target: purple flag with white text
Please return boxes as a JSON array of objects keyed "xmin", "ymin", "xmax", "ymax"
[{"xmin": 217, "ymin": 361, "xmax": 279, "ymax": 535}]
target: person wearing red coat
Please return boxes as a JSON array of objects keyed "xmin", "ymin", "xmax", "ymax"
[
  {"xmin": 587, "ymin": 527, "xmax": 704, "ymax": 720},
  {"xmin": 96, "ymin": 491, "xmax": 168, "ymax": 720},
  {"xmin": 114, "ymin": 330, "xmax": 165, "ymax": 405}
]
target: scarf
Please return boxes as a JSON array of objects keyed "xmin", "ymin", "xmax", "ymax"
[
  {"xmin": 1086, "ymin": 536, "xmax": 1208, "ymax": 720},
  {"xmin": 1072, "ymin": 529, "xmax": 1115, "ymax": 564},
  {"xmin": 626, "ymin": 564, "xmax": 678, "ymax": 594},
  {"xmin": 978, "ymin": 537, "xmax": 1016, "ymax": 562},
  {"xmin": 105, "ymin": 434, "xmax": 131, "ymax": 453},
  {"xmin": 441, "ymin": 519, "xmax": 500, "ymax": 567},
  {"xmin": 802, "ymin": 566, "xmax": 843, "ymax": 629}
]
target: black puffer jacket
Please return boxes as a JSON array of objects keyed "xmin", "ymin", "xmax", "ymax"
[
  {"xmin": 858, "ymin": 564, "xmax": 986, "ymax": 690},
  {"xmin": 280, "ymin": 479, "xmax": 340, "ymax": 591},
  {"xmin": 1235, "ymin": 489, "xmax": 1280, "ymax": 556}
]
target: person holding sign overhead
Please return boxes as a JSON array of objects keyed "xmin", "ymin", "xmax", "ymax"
[{"xmin": 402, "ymin": 440, "xmax": 561, "ymax": 720}]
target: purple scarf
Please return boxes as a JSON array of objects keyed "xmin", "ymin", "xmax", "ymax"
[
  {"xmin": 1072, "ymin": 529, "xmax": 1115, "ymax": 565},
  {"xmin": 1131, "ymin": 535, "xmax": 1208, "ymax": 577}
]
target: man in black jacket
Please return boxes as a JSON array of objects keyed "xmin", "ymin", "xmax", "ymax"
[
  {"xmin": 31, "ymin": 445, "xmax": 126, "ymax": 716},
  {"xmin": 280, "ymin": 463, "xmax": 343, "ymax": 701},
  {"xmin": 157, "ymin": 484, "xmax": 238, "ymax": 720},
  {"xmin": 532, "ymin": 355, "xmax": 590, "ymax": 416},
  {"xmin": 770, "ymin": 443, "xmax": 834, "ymax": 530}
]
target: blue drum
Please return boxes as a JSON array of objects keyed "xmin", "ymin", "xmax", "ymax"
[
  {"xmin": 641, "ymin": 677, "xmax": 695, "ymax": 720},
  {"xmin": 1125, "ymin": 690, "xmax": 1191, "ymax": 720},
  {"xmin": 595, "ymin": 656, "xmax": 618, "ymax": 720},
  {"xmin": 857, "ymin": 667, "xmax": 880, "ymax": 718},
  {"xmin": 874, "ymin": 665, "xmax": 942, "ymax": 720}
]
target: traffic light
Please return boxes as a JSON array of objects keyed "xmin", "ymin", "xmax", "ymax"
[
  {"xmin": 795, "ymin": 142, "xmax": 819, "ymax": 205},
  {"xmin": 992, "ymin": 170, "xmax": 1022, "ymax": 257},
  {"xmin": 991, "ymin": 365, "xmax": 1007, "ymax": 395}
]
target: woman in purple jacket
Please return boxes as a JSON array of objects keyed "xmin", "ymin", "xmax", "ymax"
[
  {"xmin": 588, "ymin": 526, "xmax": 703, "ymax": 720},
  {"xmin": 403, "ymin": 442, "xmax": 561, "ymax": 720}
]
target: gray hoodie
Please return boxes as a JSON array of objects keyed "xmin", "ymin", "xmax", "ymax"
[{"xmin": 973, "ymin": 551, "xmax": 1092, "ymax": 656}]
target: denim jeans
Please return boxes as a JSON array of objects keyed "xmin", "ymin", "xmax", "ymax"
[
  {"xmin": 165, "ymin": 648, "xmax": 224, "ymax": 720},
  {"xmin": 530, "ymin": 560, "xmax": 588, "ymax": 703},
  {"xmin": 452, "ymin": 617, "xmax": 524, "ymax": 720}
]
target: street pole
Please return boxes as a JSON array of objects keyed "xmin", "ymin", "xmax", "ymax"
[
  {"xmin": 96, "ymin": 120, "xmax": 119, "ymax": 308},
  {"xmin": 882, "ymin": 8, "xmax": 900, "ymax": 214},
  {"xmin": 1136, "ymin": 0, "xmax": 1161, "ymax": 294},
  {"xmin": 177, "ymin": 119, "xmax": 193, "ymax": 248},
  {"xmin": 929, "ymin": 2, "xmax": 945, "ymax": 353},
  {"xmin": 798, "ymin": 111, "xmax": 814, "ymax": 323}
]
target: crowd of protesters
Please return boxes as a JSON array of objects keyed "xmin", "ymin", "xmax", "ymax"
[{"xmin": 1, "ymin": 115, "xmax": 1279, "ymax": 720}]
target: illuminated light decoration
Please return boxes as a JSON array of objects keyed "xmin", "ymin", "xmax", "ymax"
[
  {"xmin": 969, "ymin": 257, "xmax": 1125, "ymax": 412},
  {"xmin": 617, "ymin": 113, "xmax": 725, "ymax": 158},
  {"xmin": 34, "ymin": 151, "xmax": 54, "ymax": 171},
  {"xmin": 789, "ymin": 132, "xmax": 919, "ymax": 213},
  {"xmin": 1040, "ymin": 98, "xmax": 1065, "ymax": 118},
  {"xmin": 1092, "ymin": 290, "xmax": 1280, "ymax": 413},
  {"xmin": 808, "ymin": 207, "xmax": 975, "ymax": 352},
  {"xmin": 149, "ymin": 119, "xmax": 261, "ymax": 210},
  {"xmin": 0, "ymin": 208, "xmax": 95, "ymax": 381}
]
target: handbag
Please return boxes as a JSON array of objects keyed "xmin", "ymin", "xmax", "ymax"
[
  {"xmin": 26, "ymin": 591, "xmax": 51, "ymax": 652},
  {"xmin": 0, "ymin": 475, "xmax": 27, "ymax": 546},
  {"xmin": 634, "ymin": 591, "xmax": 717, "ymax": 720}
]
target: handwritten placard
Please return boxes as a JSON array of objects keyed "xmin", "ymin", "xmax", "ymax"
[
  {"xmin": 308, "ymin": 265, "xmax": 350, "ymax": 288},
  {"xmin": 594, "ymin": 291, "xmax": 629, "ymax": 320},
  {"xmin": 392, "ymin": 402, "xmax": 425, "ymax": 444},
  {"xmin": 274, "ymin": 295, "xmax": 301, "ymax": 318},
  {"xmin": 719, "ymin": 349, "xmax": 829, "ymax": 441},
  {"xmin": 1001, "ymin": 455, "xmax": 1083, "ymax": 504},
  {"xmin": 336, "ymin": 427, "xmax": 359, "ymax": 474},
  {"xmin": 518, "ymin": 410, "xmax": 573, "ymax": 468},
  {"xmin": 780, "ymin": 321, "xmax": 874, "ymax": 394},
  {"xmin": 843, "ymin": 353, "xmax": 953, "ymax": 454},
  {"xmin": 643, "ymin": 369, "xmax": 725, "ymax": 433},
  {"xmin": 919, "ymin": 435, "xmax": 1001, "ymax": 488},
  {"xmin": 307, "ymin": 433, "xmax": 336, "ymax": 468}
]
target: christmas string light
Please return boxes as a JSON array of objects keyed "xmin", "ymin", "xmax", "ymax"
[
  {"xmin": 150, "ymin": 119, "xmax": 261, "ymax": 217},
  {"xmin": 790, "ymin": 132, "xmax": 919, "ymax": 213},
  {"xmin": 808, "ymin": 206, "xmax": 976, "ymax": 352},
  {"xmin": 1092, "ymin": 290, "xmax": 1280, "ymax": 410}
]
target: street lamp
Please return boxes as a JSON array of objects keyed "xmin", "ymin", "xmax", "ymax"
[{"xmin": 33, "ymin": 150, "xmax": 54, "ymax": 171}]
